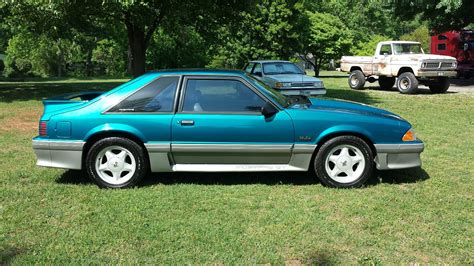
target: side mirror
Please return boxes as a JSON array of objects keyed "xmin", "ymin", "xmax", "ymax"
[
  {"xmin": 254, "ymin": 71, "xmax": 262, "ymax": 77},
  {"xmin": 464, "ymin": 43, "xmax": 469, "ymax": 51},
  {"xmin": 261, "ymin": 102, "xmax": 278, "ymax": 118}
]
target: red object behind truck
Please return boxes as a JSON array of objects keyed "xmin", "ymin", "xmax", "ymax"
[{"xmin": 431, "ymin": 30, "xmax": 474, "ymax": 79}]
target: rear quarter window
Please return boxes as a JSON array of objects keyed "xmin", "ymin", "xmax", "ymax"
[{"xmin": 108, "ymin": 76, "xmax": 179, "ymax": 113}]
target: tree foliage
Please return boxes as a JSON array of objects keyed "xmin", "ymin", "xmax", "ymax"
[
  {"xmin": 208, "ymin": 0, "xmax": 301, "ymax": 68},
  {"xmin": 301, "ymin": 11, "xmax": 353, "ymax": 76},
  {"xmin": 400, "ymin": 25, "xmax": 431, "ymax": 53},
  {"xmin": 392, "ymin": 0, "xmax": 474, "ymax": 32}
]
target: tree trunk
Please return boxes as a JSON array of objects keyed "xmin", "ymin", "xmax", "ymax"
[{"xmin": 127, "ymin": 27, "xmax": 147, "ymax": 77}]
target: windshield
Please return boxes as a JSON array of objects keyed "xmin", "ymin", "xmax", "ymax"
[
  {"xmin": 263, "ymin": 62, "xmax": 304, "ymax": 75},
  {"xmin": 245, "ymin": 74, "xmax": 290, "ymax": 107},
  {"xmin": 393, "ymin": 43, "xmax": 423, "ymax": 55}
]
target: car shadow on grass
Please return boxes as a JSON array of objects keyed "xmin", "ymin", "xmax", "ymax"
[{"xmin": 57, "ymin": 167, "xmax": 430, "ymax": 187}]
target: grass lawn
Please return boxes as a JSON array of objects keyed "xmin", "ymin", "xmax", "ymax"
[{"xmin": 1, "ymin": 73, "xmax": 473, "ymax": 264}]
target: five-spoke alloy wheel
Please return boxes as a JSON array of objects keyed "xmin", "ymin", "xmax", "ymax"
[
  {"xmin": 86, "ymin": 137, "xmax": 148, "ymax": 188},
  {"xmin": 315, "ymin": 135, "xmax": 373, "ymax": 188}
]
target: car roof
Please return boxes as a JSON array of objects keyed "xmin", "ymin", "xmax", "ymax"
[
  {"xmin": 149, "ymin": 68, "xmax": 246, "ymax": 76},
  {"xmin": 380, "ymin": 41, "xmax": 421, "ymax": 45},
  {"xmin": 248, "ymin": 60, "xmax": 291, "ymax": 64}
]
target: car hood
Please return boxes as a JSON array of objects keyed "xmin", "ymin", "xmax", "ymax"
[
  {"xmin": 392, "ymin": 54, "xmax": 457, "ymax": 62},
  {"xmin": 266, "ymin": 74, "xmax": 321, "ymax": 82},
  {"xmin": 291, "ymin": 98, "xmax": 405, "ymax": 121}
]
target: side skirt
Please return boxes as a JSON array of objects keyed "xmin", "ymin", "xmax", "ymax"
[{"xmin": 144, "ymin": 143, "xmax": 316, "ymax": 172}]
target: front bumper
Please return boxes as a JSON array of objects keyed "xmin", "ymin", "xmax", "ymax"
[
  {"xmin": 32, "ymin": 139, "xmax": 85, "ymax": 170},
  {"xmin": 417, "ymin": 70, "xmax": 457, "ymax": 78},
  {"xmin": 278, "ymin": 87, "xmax": 326, "ymax": 96},
  {"xmin": 374, "ymin": 142, "xmax": 424, "ymax": 170}
]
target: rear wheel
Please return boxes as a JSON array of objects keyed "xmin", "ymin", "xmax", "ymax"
[
  {"xmin": 348, "ymin": 70, "xmax": 366, "ymax": 90},
  {"xmin": 314, "ymin": 135, "xmax": 373, "ymax": 188},
  {"xmin": 86, "ymin": 137, "xmax": 148, "ymax": 188},
  {"xmin": 378, "ymin": 76, "xmax": 395, "ymax": 90},
  {"xmin": 429, "ymin": 77, "xmax": 450, "ymax": 94},
  {"xmin": 396, "ymin": 72, "xmax": 418, "ymax": 94}
]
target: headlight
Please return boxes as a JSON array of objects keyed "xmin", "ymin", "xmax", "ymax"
[
  {"xmin": 314, "ymin": 81, "xmax": 324, "ymax": 88},
  {"xmin": 402, "ymin": 128, "xmax": 417, "ymax": 141},
  {"xmin": 421, "ymin": 62, "xmax": 426, "ymax": 68},
  {"xmin": 275, "ymin": 82, "xmax": 291, "ymax": 88},
  {"xmin": 452, "ymin": 61, "xmax": 457, "ymax": 68}
]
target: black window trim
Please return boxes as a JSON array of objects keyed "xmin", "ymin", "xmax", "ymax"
[
  {"xmin": 103, "ymin": 75, "xmax": 183, "ymax": 115},
  {"xmin": 177, "ymin": 75, "xmax": 279, "ymax": 115}
]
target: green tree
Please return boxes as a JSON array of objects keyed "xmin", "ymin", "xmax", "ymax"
[
  {"xmin": 92, "ymin": 39, "xmax": 126, "ymax": 76},
  {"xmin": 208, "ymin": 0, "xmax": 301, "ymax": 68},
  {"xmin": 301, "ymin": 11, "xmax": 353, "ymax": 76},
  {"xmin": 392, "ymin": 0, "xmax": 473, "ymax": 31},
  {"xmin": 351, "ymin": 35, "xmax": 391, "ymax": 56},
  {"xmin": 400, "ymin": 25, "xmax": 431, "ymax": 53}
]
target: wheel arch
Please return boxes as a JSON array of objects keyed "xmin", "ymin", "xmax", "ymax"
[
  {"xmin": 82, "ymin": 126, "xmax": 149, "ymax": 169},
  {"xmin": 397, "ymin": 67, "xmax": 414, "ymax": 76},
  {"xmin": 313, "ymin": 128, "xmax": 377, "ymax": 158},
  {"xmin": 350, "ymin": 66, "xmax": 363, "ymax": 72}
]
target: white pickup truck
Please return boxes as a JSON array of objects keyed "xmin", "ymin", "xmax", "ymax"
[{"xmin": 340, "ymin": 41, "xmax": 458, "ymax": 94}]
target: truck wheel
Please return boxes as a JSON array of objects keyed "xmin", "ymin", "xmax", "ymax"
[
  {"xmin": 429, "ymin": 77, "xmax": 450, "ymax": 94},
  {"xmin": 378, "ymin": 77, "xmax": 395, "ymax": 90},
  {"xmin": 396, "ymin": 72, "xmax": 418, "ymax": 94},
  {"xmin": 348, "ymin": 70, "xmax": 365, "ymax": 90}
]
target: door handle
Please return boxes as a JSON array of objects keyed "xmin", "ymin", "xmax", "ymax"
[{"xmin": 180, "ymin": 120, "xmax": 195, "ymax": 126}]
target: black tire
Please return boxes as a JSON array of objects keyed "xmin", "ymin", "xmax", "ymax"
[
  {"xmin": 378, "ymin": 76, "xmax": 396, "ymax": 90},
  {"xmin": 348, "ymin": 70, "xmax": 366, "ymax": 90},
  {"xmin": 396, "ymin": 72, "xmax": 418, "ymax": 94},
  {"xmin": 429, "ymin": 77, "xmax": 450, "ymax": 94},
  {"xmin": 86, "ymin": 137, "xmax": 148, "ymax": 188},
  {"xmin": 314, "ymin": 135, "xmax": 373, "ymax": 188}
]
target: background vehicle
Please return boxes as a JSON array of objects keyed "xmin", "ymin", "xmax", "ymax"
[
  {"xmin": 244, "ymin": 60, "xmax": 326, "ymax": 97},
  {"xmin": 33, "ymin": 70, "xmax": 423, "ymax": 189},
  {"xmin": 431, "ymin": 29, "xmax": 474, "ymax": 79},
  {"xmin": 340, "ymin": 41, "xmax": 457, "ymax": 94}
]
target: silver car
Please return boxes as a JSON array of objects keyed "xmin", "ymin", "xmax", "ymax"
[{"xmin": 244, "ymin": 60, "xmax": 326, "ymax": 97}]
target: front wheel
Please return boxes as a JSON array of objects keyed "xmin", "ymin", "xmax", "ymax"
[
  {"xmin": 314, "ymin": 136, "xmax": 374, "ymax": 188},
  {"xmin": 396, "ymin": 72, "xmax": 418, "ymax": 94},
  {"xmin": 429, "ymin": 77, "xmax": 450, "ymax": 93},
  {"xmin": 86, "ymin": 137, "xmax": 148, "ymax": 188}
]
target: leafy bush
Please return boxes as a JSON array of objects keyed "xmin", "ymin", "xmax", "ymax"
[
  {"xmin": 92, "ymin": 39, "xmax": 125, "ymax": 76},
  {"xmin": 351, "ymin": 35, "xmax": 391, "ymax": 56},
  {"xmin": 400, "ymin": 25, "xmax": 430, "ymax": 53}
]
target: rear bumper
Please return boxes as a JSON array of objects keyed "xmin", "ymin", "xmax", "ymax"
[
  {"xmin": 374, "ymin": 142, "xmax": 424, "ymax": 170},
  {"xmin": 32, "ymin": 139, "xmax": 85, "ymax": 170},
  {"xmin": 417, "ymin": 70, "xmax": 457, "ymax": 78},
  {"xmin": 278, "ymin": 88, "xmax": 326, "ymax": 96}
]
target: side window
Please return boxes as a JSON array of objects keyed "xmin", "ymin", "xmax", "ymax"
[
  {"xmin": 182, "ymin": 79, "xmax": 266, "ymax": 113},
  {"xmin": 437, "ymin": 43, "xmax": 446, "ymax": 50},
  {"xmin": 379, "ymin": 45, "xmax": 392, "ymax": 55},
  {"xmin": 438, "ymin": 35, "xmax": 448, "ymax": 40},
  {"xmin": 252, "ymin": 63, "xmax": 262, "ymax": 75},
  {"xmin": 109, "ymin": 76, "xmax": 179, "ymax": 112},
  {"xmin": 244, "ymin": 63, "xmax": 254, "ymax": 73}
]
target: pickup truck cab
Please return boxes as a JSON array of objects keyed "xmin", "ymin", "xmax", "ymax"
[
  {"xmin": 340, "ymin": 41, "xmax": 458, "ymax": 94},
  {"xmin": 244, "ymin": 60, "xmax": 326, "ymax": 97}
]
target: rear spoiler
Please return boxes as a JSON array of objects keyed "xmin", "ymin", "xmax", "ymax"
[
  {"xmin": 45, "ymin": 91, "xmax": 104, "ymax": 101},
  {"xmin": 42, "ymin": 91, "xmax": 105, "ymax": 115}
]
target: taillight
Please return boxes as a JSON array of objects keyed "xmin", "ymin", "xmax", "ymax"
[{"xmin": 39, "ymin": 121, "xmax": 48, "ymax": 136}]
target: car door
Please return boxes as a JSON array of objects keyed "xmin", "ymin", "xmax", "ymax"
[
  {"xmin": 171, "ymin": 76, "xmax": 294, "ymax": 165},
  {"xmin": 251, "ymin": 63, "xmax": 264, "ymax": 80},
  {"xmin": 373, "ymin": 44, "xmax": 392, "ymax": 75}
]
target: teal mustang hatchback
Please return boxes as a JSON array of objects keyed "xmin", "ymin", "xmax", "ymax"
[{"xmin": 33, "ymin": 69, "xmax": 424, "ymax": 188}]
